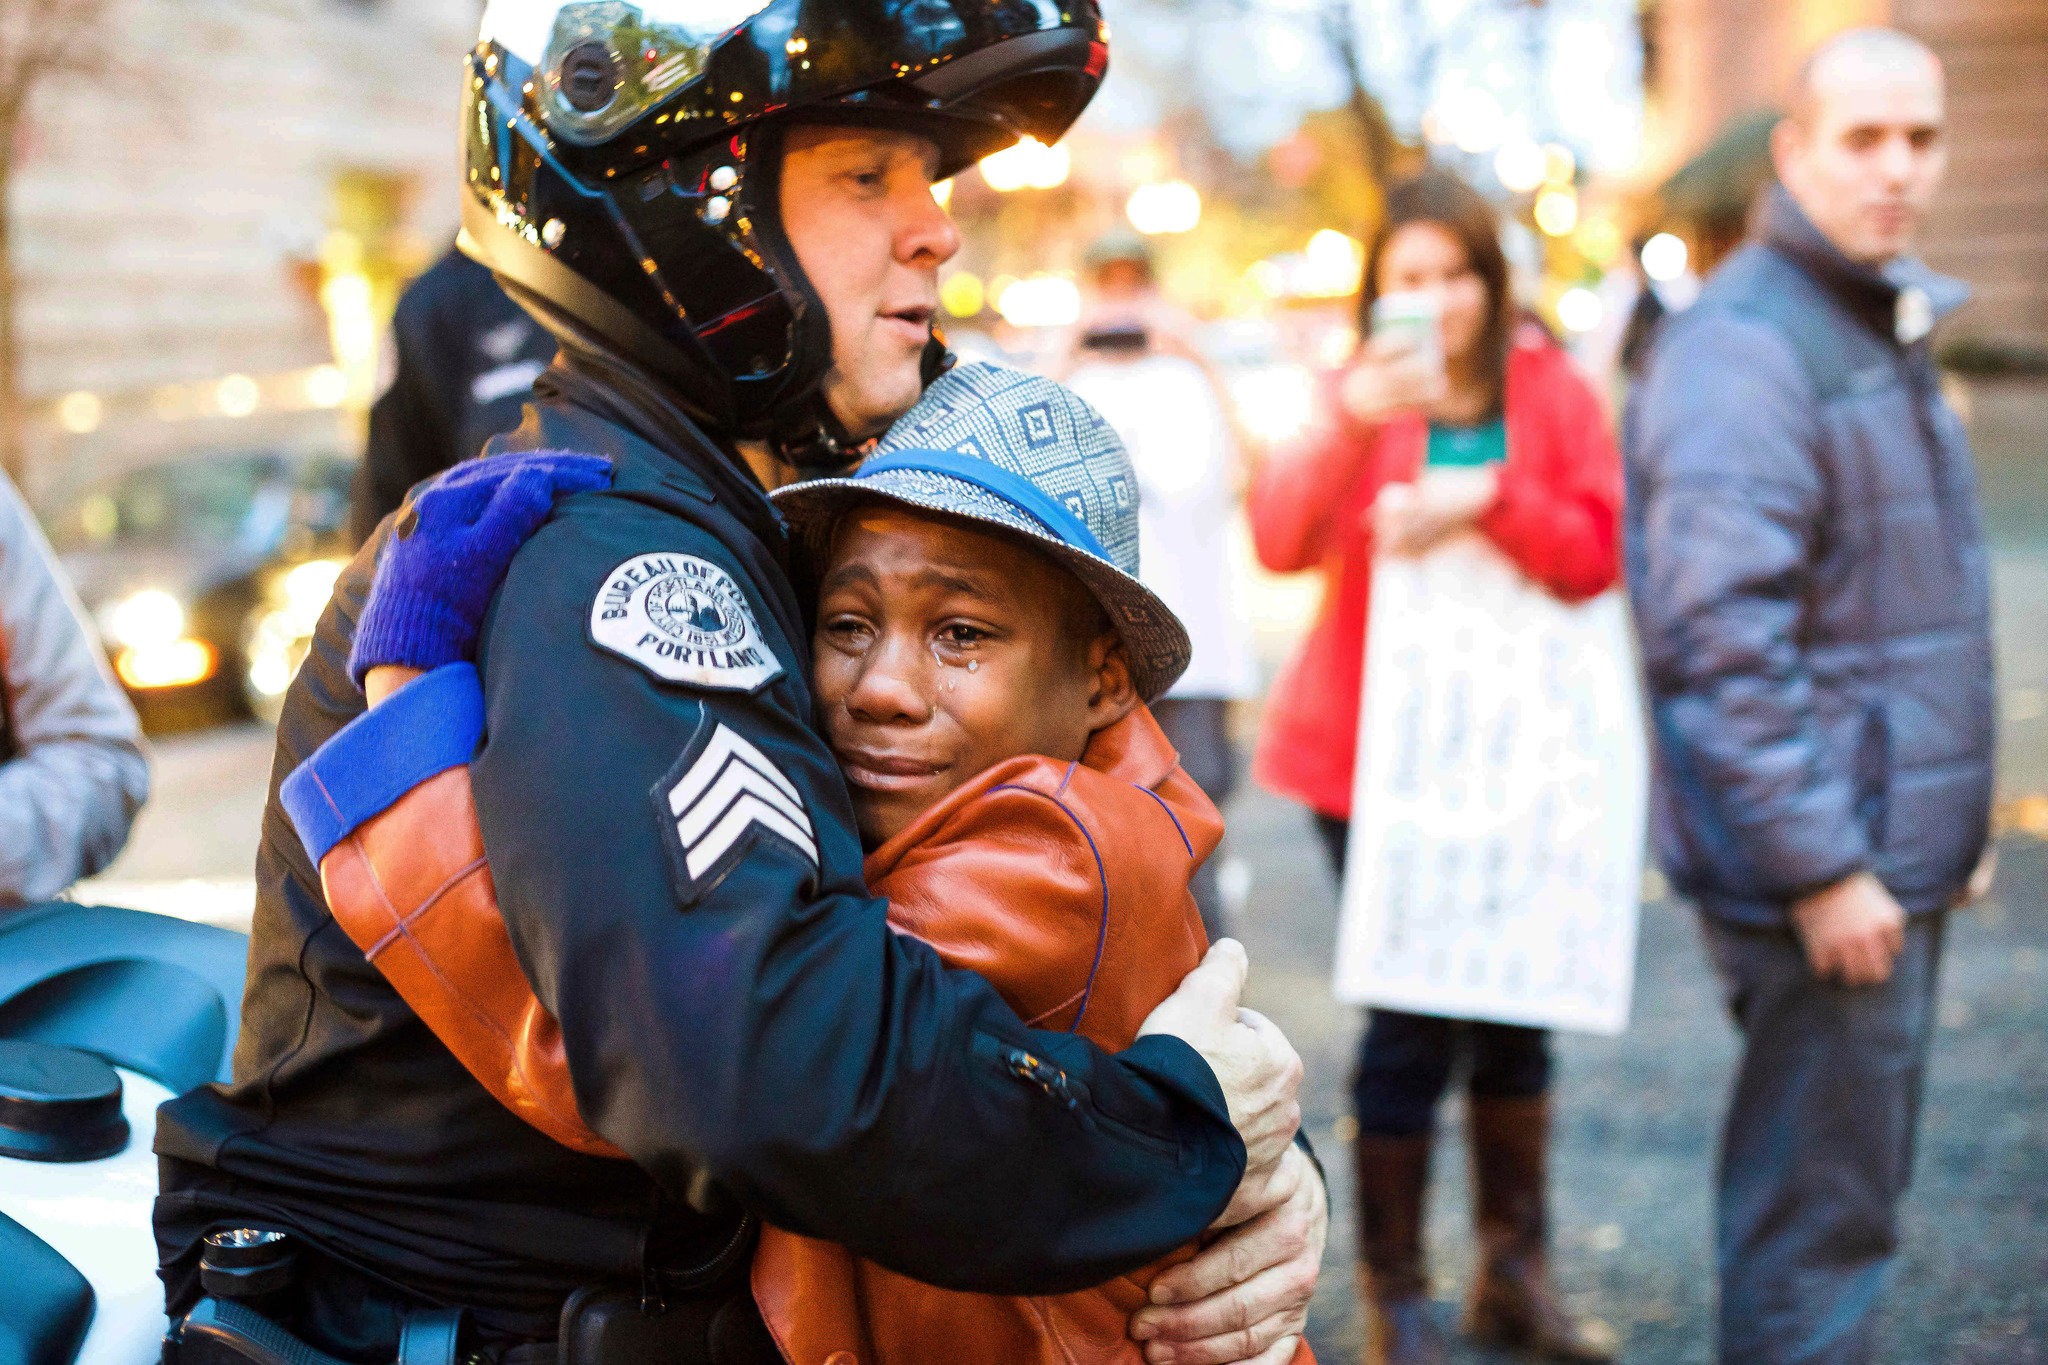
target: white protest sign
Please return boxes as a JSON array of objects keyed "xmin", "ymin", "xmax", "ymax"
[{"xmin": 1332, "ymin": 531, "xmax": 1647, "ymax": 1036}]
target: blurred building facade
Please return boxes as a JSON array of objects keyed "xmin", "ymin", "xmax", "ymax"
[
  {"xmin": 16, "ymin": 0, "xmax": 479, "ymax": 496},
  {"xmin": 1647, "ymin": 0, "xmax": 2048, "ymax": 350}
]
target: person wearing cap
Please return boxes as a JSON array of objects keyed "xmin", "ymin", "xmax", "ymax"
[
  {"xmin": 153, "ymin": 3, "xmax": 1322, "ymax": 1362},
  {"xmin": 279, "ymin": 362, "xmax": 1320, "ymax": 1363},
  {"xmin": 764, "ymin": 364, "xmax": 1314, "ymax": 1362}
]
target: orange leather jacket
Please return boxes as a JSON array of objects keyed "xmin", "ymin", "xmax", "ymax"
[{"xmin": 289, "ymin": 682, "xmax": 1310, "ymax": 1364}]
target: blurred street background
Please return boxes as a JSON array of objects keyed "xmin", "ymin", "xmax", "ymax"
[{"xmin": 11, "ymin": 0, "xmax": 2045, "ymax": 1359}]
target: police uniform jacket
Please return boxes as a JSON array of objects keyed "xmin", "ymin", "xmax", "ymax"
[{"xmin": 154, "ymin": 349, "xmax": 1246, "ymax": 1338}]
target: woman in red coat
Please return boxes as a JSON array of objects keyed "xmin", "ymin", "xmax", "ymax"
[{"xmin": 1249, "ymin": 172, "xmax": 1621, "ymax": 1365}]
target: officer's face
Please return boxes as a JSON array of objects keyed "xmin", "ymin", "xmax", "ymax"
[
  {"xmin": 813, "ymin": 506, "xmax": 1136, "ymax": 846},
  {"xmin": 781, "ymin": 126, "xmax": 961, "ymax": 441}
]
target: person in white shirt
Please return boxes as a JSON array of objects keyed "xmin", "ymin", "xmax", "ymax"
[{"xmin": 1064, "ymin": 234, "xmax": 1258, "ymax": 936}]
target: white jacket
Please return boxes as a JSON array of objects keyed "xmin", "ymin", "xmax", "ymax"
[{"xmin": 0, "ymin": 471, "xmax": 148, "ymax": 906}]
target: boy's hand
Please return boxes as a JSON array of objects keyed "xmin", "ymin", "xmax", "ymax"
[
  {"xmin": 1138, "ymin": 940, "xmax": 1304, "ymax": 1175},
  {"xmin": 349, "ymin": 451, "xmax": 611, "ymax": 686},
  {"xmin": 1129, "ymin": 1142, "xmax": 1327, "ymax": 1364}
]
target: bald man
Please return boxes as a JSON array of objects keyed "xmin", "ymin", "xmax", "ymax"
[{"xmin": 1626, "ymin": 29, "xmax": 1995, "ymax": 1364}]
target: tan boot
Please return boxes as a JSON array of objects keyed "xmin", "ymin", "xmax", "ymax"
[
  {"xmin": 1462, "ymin": 1095, "xmax": 1618, "ymax": 1362},
  {"xmin": 1351, "ymin": 1133, "xmax": 1447, "ymax": 1365}
]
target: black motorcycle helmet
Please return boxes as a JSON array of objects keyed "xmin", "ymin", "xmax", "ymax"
[{"xmin": 461, "ymin": 0, "xmax": 1108, "ymax": 471}]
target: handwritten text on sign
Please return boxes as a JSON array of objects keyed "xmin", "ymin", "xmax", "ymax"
[{"xmin": 1334, "ymin": 533, "xmax": 1648, "ymax": 1036}]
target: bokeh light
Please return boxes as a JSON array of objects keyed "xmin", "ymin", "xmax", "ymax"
[
  {"xmin": 216, "ymin": 374, "xmax": 260, "ymax": 418},
  {"xmin": 978, "ymin": 137, "xmax": 1069, "ymax": 192},
  {"xmin": 1298, "ymin": 230, "xmax": 1366, "ymax": 298},
  {"xmin": 1533, "ymin": 188, "xmax": 1579, "ymax": 238},
  {"xmin": 1126, "ymin": 181, "xmax": 1203, "ymax": 236},
  {"xmin": 1557, "ymin": 286, "xmax": 1604, "ymax": 334},
  {"xmin": 994, "ymin": 275, "xmax": 1080, "ymax": 328},
  {"xmin": 57, "ymin": 391, "xmax": 102, "ymax": 434},
  {"xmin": 940, "ymin": 272, "xmax": 985, "ymax": 318},
  {"xmin": 1642, "ymin": 232, "xmax": 1690, "ymax": 282},
  {"xmin": 1494, "ymin": 139, "xmax": 1547, "ymax": 194},
  {"xmin": 303, "ymin": 365, "xmax": 350, "ymax": 409}
]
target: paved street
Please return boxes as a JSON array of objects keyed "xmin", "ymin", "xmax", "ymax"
[
  {"xmin": 81, "ymin": 382, "xmax": 2047, "ymax": 1362},
  {"xmin": 1233, "ymin": 786, "xmax": 2048, "ymax": 1362}
]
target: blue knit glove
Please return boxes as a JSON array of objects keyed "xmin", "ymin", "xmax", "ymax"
[{"xmin": 349, "ymin": 451, "xmax": 613, "ymax": 687}]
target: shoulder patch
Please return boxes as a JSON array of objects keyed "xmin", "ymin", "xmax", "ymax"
[
  {"xmin": 655, "ymin": 722, "xmax": 818, "ymax": 903},
  {"xmin": 590, "ymin": 552, "xmax": 784, "ymax": 692}
]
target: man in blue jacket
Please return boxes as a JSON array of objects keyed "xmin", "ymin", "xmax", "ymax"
[{"xmin": 1628, "ymin": 28, "xmax": 1995, "ymax": 1365}]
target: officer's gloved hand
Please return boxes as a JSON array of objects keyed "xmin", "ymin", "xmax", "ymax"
[{"xmin": 350, "ymin": 451, "xmax": 613, "ymax": 687}]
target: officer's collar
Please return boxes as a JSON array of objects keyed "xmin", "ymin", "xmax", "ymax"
[
  {"xmin": 1760, "ymin": 183, "xmax": 1969, "ymax": 347},
  {"xmin": 542, "ymin": 348, "xmax": 787, "ymax": 552}
]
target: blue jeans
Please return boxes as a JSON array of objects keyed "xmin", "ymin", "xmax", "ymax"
[
  {"xmin": 1699, "ymin": 911, "xmax": 1947, "ymax": 1365},
  {"xmin": 1314, "ymin": 814, "xmax": 1552, "ymax": 1137}
]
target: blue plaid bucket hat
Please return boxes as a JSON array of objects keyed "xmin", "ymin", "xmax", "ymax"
[{"xmin": 772, "ymin": 362, "xmax": 1193, "ymax": 701}]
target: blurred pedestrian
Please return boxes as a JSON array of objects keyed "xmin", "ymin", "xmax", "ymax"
[
  {"xmin": 347, "ymin": 245, "xmax": 556, "ymax": 545},
  {"xmin": 1064, "ymin": 233, "xmax": 1258, "ymax": 938},
  {"xmin": 1626, "ymin": 30, "xmax": 1994, "ymax": 1365},
  {"xmin": 1250, "ymin": 170, "xmax": 1621, "ymax": 1365},
  {"xmin": 0, "ymin": 470, "xmax": 149, "ymax": 908}
]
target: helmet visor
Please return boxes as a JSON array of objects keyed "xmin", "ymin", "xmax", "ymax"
[
  {"xmin": 483, "ymin": 0, "xmax": 775, "ymax": 65},
  {"xmin": 483, "ymin": 0, "xmax": 1103, "ymax": 157}
]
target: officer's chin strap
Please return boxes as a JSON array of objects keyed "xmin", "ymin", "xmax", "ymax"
[
  {"xmin": 768, "ymin": 336, "xmax": 957, "ymax": 476},
  {"xmin": 767, "ymin": 403, "xmax": 868, "ymax": 478}
]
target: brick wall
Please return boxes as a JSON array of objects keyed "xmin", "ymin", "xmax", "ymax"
[
  {"xmin": 16, "ymin": 0, "xmax": 479, "ymax": 495},
  {"xmin": 1894, "ymin": 0, "xmax": 2048, "ymax": 349}
]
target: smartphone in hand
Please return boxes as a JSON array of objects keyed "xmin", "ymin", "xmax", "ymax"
[{"xmin": 1369, "ymin": 290, "xmax": 1446, "ymax": 382}]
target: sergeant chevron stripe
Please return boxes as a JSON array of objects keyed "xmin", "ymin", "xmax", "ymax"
[{"xmin": 665, "ymin": 724, "xmax": 818, "ymax": 880}]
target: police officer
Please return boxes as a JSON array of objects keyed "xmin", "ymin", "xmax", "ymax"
[
  {"xmin": 348, "ymin": 248, "xmax": 558, "ymax": 546},
  {"xmin": 156, "ymin": 3, "xmax": 1324, "ymax": 1362}
]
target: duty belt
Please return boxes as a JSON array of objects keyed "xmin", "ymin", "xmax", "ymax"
[{"xmin": 164, "ymin": 1226, "xmax": 772, "ymax": 1365}]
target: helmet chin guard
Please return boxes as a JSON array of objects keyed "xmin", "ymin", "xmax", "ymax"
[
  {"xmin": 765, "ymin": 336, "xmax": 959, "ymax": 477},
  {"xmin": 462, "ymin": 0, "xmax": 1105, "ymax": 447}
]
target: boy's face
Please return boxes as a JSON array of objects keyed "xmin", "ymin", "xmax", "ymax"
[{"xmin": 813, "ymin": 506, "xmax": 1134, "ymax": 846}]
